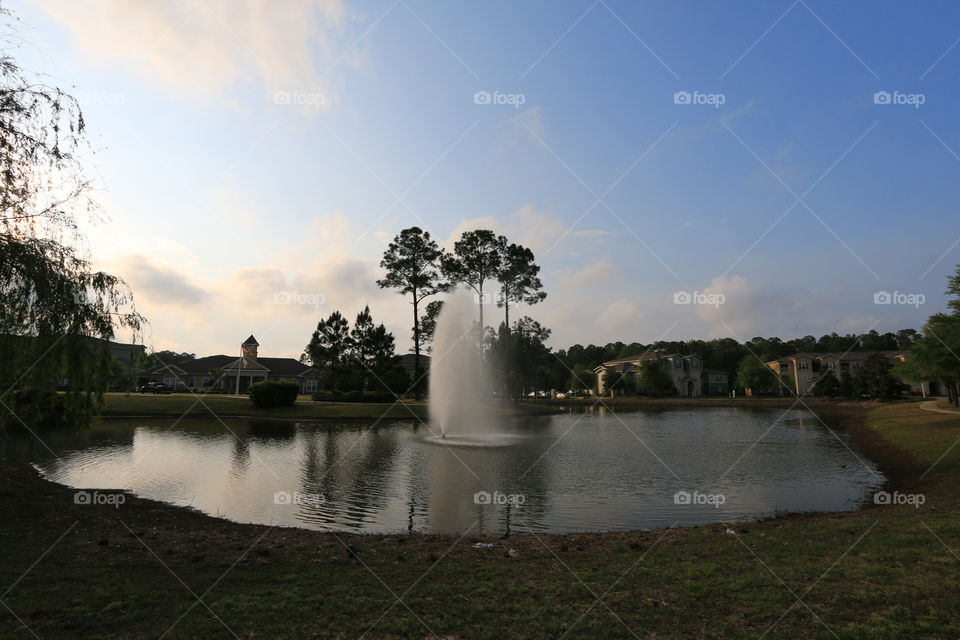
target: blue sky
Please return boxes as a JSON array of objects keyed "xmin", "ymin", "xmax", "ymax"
[{"xmin": 11, "ymin": 0, "xmax": 960, "ymax": 357}]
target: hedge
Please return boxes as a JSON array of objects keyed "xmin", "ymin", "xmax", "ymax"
[
  {"xmin": 311, "ymin": 390, "xmax": 397, "ymax": 403},
  {"xmin": 248, "ymin": 381, "xmax": 300, "ymax": 408}
]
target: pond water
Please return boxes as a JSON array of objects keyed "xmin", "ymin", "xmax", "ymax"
[{"xmin": 16, "ymin": 407, "xmax": 884, "ymax": 534}]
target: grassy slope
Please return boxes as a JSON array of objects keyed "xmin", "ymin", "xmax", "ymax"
[{"xmin": 1, "ymin": 403, "xmax": 959, "ymax": 638}]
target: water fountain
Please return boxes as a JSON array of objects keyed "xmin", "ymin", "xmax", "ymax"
[{"xmin": 428, "ymin": 291, "xmax": 498, "ymax": 443}]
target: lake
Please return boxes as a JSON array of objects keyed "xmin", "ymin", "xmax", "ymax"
[{"xmin": 19, "ymin": 407, "xmax": 883, "ymax": 534}]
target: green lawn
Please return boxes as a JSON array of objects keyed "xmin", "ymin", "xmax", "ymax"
[
  {"xmin": 98, "ymin": 392, "xmax": 561, "ymax": 421},
  {"xmin": 1, "ymin": 402, "xmax": 959, "ymax": 638}
]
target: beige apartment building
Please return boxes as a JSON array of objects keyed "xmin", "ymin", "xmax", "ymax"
[
  {"xmin": 595, "ymin": 353, "xmax": 705, "ymax": 397},
  {"xmin": 764, "ymin": 351, "xmax": 915, "ymax": 396}
]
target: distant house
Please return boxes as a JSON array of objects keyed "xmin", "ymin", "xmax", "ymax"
[
  {"xmin": 702, "ymin": 369, "xmax": 729, "ymax": 396},
  {"xmin": 142, "ymin": 335, "xmax": 318, "ymax": 394},
  {"xmin": 595, "ymin": 353, "xmax": 704, "ymax": 397},
  {"xmin": 399, "ymin": 353, "xmax": 431, "ymax": 379},
  {"xmin": 764, "ymin": 350, "xmax": 929, "ymax": 396}
]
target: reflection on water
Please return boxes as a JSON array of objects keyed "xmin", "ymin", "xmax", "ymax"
[{"xmin": 26, "ymin": 408, "xmax": 883, "ymax": 534}]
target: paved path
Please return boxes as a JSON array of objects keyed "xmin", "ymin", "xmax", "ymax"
[{"xmin": 920, "ymin": 400, "xmax": 960, "ymax": 415}]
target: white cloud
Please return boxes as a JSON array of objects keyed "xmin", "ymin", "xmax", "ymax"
[
  {"xmin": 116, "ymin": 254, "xmax": 211, "ymax": 307},
  {"xmin": 565, "ymin": 259, "xmax": 618, "ymax": 289},
  {"xmin": 444, "ymin": 204, "xmax": 607, "ymax": 256},
  {"xmin": 596, "ymin": 298, "xmax": 643, "ymax": 333},
  {"xmin": 35, "ymin": 0, "xmax": 347, "ymax": 110}
]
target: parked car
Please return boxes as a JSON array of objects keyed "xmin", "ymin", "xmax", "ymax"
[
  {"xmin": 555, "ymin": 393, "xmax": 566, "ymax": 400},
  {"xmin": 139, "ymin": 382, "xmax": 174, "ymax": 394}
]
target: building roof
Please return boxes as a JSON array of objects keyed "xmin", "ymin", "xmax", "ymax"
[
  {"xmin": 601, "ymin": 353, "xmax": 702, "ymax": 366},
  {"xmin": 767, "ymin": 350, "xmax": 908, "ymax": 365},
  {"xmin": 242, "ymin": 335, "xmax": 259, "ymax": 346},
  {"xmin": 148, "ymin": 354, "xmax": 311, "ymax": 377}
]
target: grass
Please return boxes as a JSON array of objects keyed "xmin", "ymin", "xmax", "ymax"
[
  {"xmin": 1, "ymin": 402, "xmax": 959, "ymax": 638},
  {"xmin": 97, "ymin": 391, "xmax": 561, "ymax": 421}
]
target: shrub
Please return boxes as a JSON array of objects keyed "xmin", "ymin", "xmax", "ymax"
[
  {"xmin": 248, "ymin": 381, "xmax": 299, "ymax": 408},
  {"xmin": 8, "ymin": 389, "xmax": 89, "ymax": 429}
]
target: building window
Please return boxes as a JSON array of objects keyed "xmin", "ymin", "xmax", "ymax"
[
  {"xmin": 827, "ymin": 362, "xmax": 835, "ymax": 369},
  {"xmin": 304, "ymin": 378, "xmax": 318, "ymax": 393},
  {"xmin": 840, "ymin": 362, "xmax": 850, "ymax": 371},
  {"xmin": 675, "ymin": 361, "xmax": 681, "ymax": 369},
  {"xmin": 163, "ymin": 377, "xmax": 177, "ymax": 387},
  {"xmin": 852, "ymin": 362, "xmax": 859, "ymax": 370},
  {"xmin": 799, "ymin": 362, "xmax": 808, "ymax": 370},
  {"xmin": 779, "ymin": 363, "xmax": 788, "ymax": 372}
]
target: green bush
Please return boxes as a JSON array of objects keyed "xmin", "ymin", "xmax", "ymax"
[
  {"xmin": 8, "ymin": 389, "xmax": 91, "ymax": 429},
  {"xmin": 248, "ymin": 381, "xmax": 299, "ymax": 408}
]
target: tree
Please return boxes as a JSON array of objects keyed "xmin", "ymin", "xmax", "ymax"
[
  {"xmin": 304, "ymin": 311, "xmax": 352, "ymax": 391},
  {"xmin": 839, "ymin": 371, "xmax": 856, "ymax": 399},
  {"xmin": 567, "ymin": 364, "xmax": 596, "ymax": 395},
  {"xmin": 496, "ymin": 241, "xmax": 546, "ymax": 334},
  {"xmin": 897, "ymin": 314, "xmax": 960, "ymax": 405},
  {"xmin": 377, "ymin": 227, "xmax": 449, "ymax": 399},
  {"xmin": 145, "ymin": 350, "xmax": 196, "ymax": 370},
  {"xmin": 350, "ymin": 305, "xmax": 404, "ymax": 393},
  {"xmin": 636, "ymin": 360, "xmax": 675, "ymax": 397},
  {"xmin": 812, "ymin": 370, "xmax": 841, "ymax": 398},
  {"xmin": 442, "ymin": 229, "xmax": 503, "ymax": 348},
  {"xmin": 495, "ymin": 241, "xmax": 546, "ymax": 397},
  {"xmin": 603, "ymin": 367, "xmax": 637, "ymax": 397},
  {"xmin": 0, "ymin": 13, "xmax": 144, "ymax": 429},
  {"xmin": 857, "ymin": 353, "xmax": 909, "ymax": 400},
  {"xmin": 736, "ymin": 355, "xmax": 777, "ymax": 395},
  {"xmin": 418, "ymin": 300, "xmax": 443, "ymax": 351}
]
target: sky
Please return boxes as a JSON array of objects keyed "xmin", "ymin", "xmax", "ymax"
[{"xmin": 9, "ymin": 0, "xmax": 960, "ymax": 358}]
